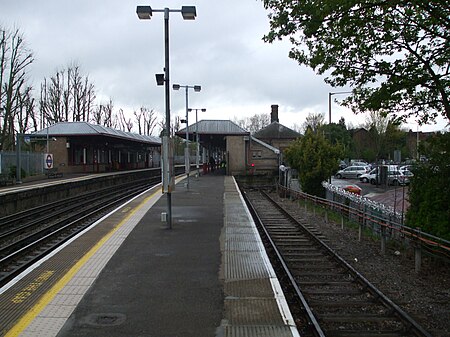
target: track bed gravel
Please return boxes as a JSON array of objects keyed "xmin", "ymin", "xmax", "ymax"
[{"xmin": 270, "ymin": 192, "xmax": 449, "ymax": 337}]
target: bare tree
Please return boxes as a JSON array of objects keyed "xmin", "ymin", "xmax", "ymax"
[
  {"xmin": 363, "ymin": 111, "xmax": 390, "ymax": 160},
  {"xmin": 118, "ymin": 108, "xmax": 133, "ymax": 132},
  {"xmin": 233, "ymin": 113, "xmax": 270, "ymax": 134},
  {"xmin": 302, "ymin": 112, "xmax": 325, "ymax": 134},
  {"xmin": 92, "ymin": 98, "xmax": 115, "ymax": 127},
  {"xmin": 16, "ymin": 85, "xmax": 36, "ymax": 134},
  {"xmin": 0, "ymin": 26, "xmax": 34, "ymax": 150},
  {"xmin": 39, "ymin": 63, "xmax": 96, "ymax": 126},
  {"xmin": 134, "ymin": 106, "xmax": 159, "ymax": 135}
]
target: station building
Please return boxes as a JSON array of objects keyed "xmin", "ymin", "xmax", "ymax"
[
  {"xmin": 176, "ymin": 105, "xmax": 301, "ymax": 176},
  {"xmin": 29, "ymin": 106, "xmax": 300, "ymax": 178},
  {"xmin": 30, "ymin": 122, "xmax": 161, "ymax": 174}
]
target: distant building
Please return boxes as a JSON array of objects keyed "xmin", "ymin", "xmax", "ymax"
[
  {"xmin": 253, "ymin": 105, "xmax": 302, "ymax": 155},
  {"xmin": 250, "ymin": 105, "xmax": 301, "ymax": 175}
]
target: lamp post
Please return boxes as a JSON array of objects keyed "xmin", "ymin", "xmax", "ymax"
[
  {"xmin": 136, "ymin": 5, "xmax": 197, "ymax": 229},
  {"xmin": 328, "ymin": 91, "xmax": 351, "ymax": 184},
  {"xmin": 328, "ymin": 91, "xmax": 352, "ymax": 124},
  {"xmin": 173, "ymin": 84, "xmax": 201, "ymax": 189},
  {"xmin": 188, "ymin": 108, "xmax": 206, "ymax": 178}
]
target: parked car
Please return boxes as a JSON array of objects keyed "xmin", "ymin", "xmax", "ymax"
[
  {"xmin": 399, "ymin": 165, "xmax": 414, "ymax": 176},
  {"xmin": 339, "ymin": 160, "xmax": 347, "ymax": 170},
  {"xmin": 335, "ymin": 165, "xmax": 370, "ymax": 179},
  {"xmin": 351, "ymin": 161, "xmax": 369, "ymax": 167},
  {"xmin": 370, "ymin": 169, "xmax": 408, "ymax": 186},
  {"xmin": 343, "ymin": 184, "xmax": 362, "ymax": 195},
  {"xmin": 359, "ymin": 168, "xmax": 377, "ymax": 183}
]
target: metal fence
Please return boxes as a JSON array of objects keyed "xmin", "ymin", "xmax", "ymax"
[
  {"xmin": 277, "ymin": 183, "xmax": 450, "ymax": 272},
  {"xmin": 0, "ymin": 151, "xmax": 44, "ymax": 177}
]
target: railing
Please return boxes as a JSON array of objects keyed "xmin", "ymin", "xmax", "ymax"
[
  {"xmin": 0, "ymin": 151, "xmax": 44, "ymax": 177},
  {"xmin": 277, "ymin": 183, "xmax": 450, "ymax": 272}
]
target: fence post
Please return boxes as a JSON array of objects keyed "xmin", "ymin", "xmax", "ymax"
[
  {"xmin": 358, "ymin": 222, "xmax": 362, "ymax": 241},
  {"xmin": 415, "ymin": 228, "xmax": 422, "ymax": 273},
  {"xmin": 313, "ymin": 197, "xmax": 316, "ymax": 216},
  {"xmin": 325, "ymin": 209, "xmax": 328, "ymax": 223},
  {"xmin": 380, "ymin": 225, "xmax": 386, "ymax": 255},
  {"xmin": 341, "ymin": 214, "xmax": 344, "ymax": 229}
]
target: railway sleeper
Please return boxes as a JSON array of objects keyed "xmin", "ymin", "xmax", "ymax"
[
  {"xmin": 324, "ymin": 329, "xmax": 407, "ymax": 337},
  {"xmin": 296, "ymin": 281, "xmax": 356, "ymax": 287},
  {"xmin": 302, "ymin": 288, "xmax": 362, "ymax": 295},
  {"xmin": 321, "ymin": 313, "xmax": 401, "ymax": 323},
  {"xmin": 308, "ymin": 298, "xmax": 377, "ymax": 307}
]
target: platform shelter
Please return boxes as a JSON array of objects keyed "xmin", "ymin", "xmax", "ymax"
[{"xmin": 30, "ymin": 122, "xmax": 161, "ymax": 174}]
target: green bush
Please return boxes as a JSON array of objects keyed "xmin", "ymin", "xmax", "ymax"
[{"xmin": 406, "ymin": 132, "xmax": 450, "ymax": 240}]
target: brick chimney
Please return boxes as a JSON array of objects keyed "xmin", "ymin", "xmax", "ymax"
[{"xmin": 270, "ymin": 104, "xmax": 279, "ymax": 123}]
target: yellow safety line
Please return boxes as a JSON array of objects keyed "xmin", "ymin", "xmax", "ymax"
[{"xmin": 5, "ymin": 189, "xmax": 161, "ymax": 337}]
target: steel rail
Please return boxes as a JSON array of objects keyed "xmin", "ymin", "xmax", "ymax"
[
  {"xmin": 260, "ymin": 190, "xmax": 433, "ymax": 337},
  {"xmin": 0, "ymin": 182, "xmax": 154, "ymax": 287},
  {"xmin": 241, "ymin": 189, "xmax": 326, "ymax": 337},
  {"xmin": 242, "ymin": 187, "xmax": 433, "ymax": 337}
]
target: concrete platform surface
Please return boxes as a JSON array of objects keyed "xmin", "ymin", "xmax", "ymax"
[{"xmin": 2, "ymin": 174, "xmax": 299, "ymax": 337}]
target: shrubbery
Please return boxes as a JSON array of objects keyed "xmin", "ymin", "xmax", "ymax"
[{"xmin": 406, "ymin": 132, "xmax": 450, "ymax": 240}]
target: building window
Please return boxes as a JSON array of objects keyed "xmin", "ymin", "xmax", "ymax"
[{"xmin": 252, "ymin": 151, "xmax": 262, "ymax": 158}]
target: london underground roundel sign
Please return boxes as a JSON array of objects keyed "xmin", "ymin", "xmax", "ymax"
[{"xmin": 45, "ymin": 153, "xmax": 53, "ymax": 169}]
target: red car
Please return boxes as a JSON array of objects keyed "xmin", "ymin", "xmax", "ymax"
[{"xmin": 343, "ymin": 184, "xmax": 362, "ymax": 195}]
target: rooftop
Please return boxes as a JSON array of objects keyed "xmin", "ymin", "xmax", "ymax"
[{"xmin": 32, "ymin": 122, "xmax": 161, "ymax": 145}]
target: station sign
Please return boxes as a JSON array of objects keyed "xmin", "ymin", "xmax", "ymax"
[{"xmin": 44, "ymin": 153, "xmax": 53, "ymax": 169}]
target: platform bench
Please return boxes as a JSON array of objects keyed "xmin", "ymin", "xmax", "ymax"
[
  {"xmin": 0, "ymin": 173, "xmax": 14, "ymax": 186},
  {"xmin": 45, "ymin": 168, "xmax": 63, "ymax": 178}
]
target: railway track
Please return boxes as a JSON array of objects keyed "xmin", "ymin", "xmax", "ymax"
[
  {"xmin": 0, "ymin": 177, "xmax": 159, "ymax": 287},
  {"xmin": 242, "ymin": 188, "xmax": 432, "ymax": 337}
]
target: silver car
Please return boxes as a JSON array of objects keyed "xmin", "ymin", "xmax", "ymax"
[{"xmin": 335, "ymin": 165, "xmax": 370, "ymax": 179}]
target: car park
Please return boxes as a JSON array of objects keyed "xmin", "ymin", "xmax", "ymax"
[
  {"xmin": 335, "ymin": 165, "xmax": 370, "ymax": 179},
  {"xmin": 370, "ymin": 169, "xmax": 408, "ymax": 186},
  {"xmin": 359, "ymin": 168, "xmax": 377, "ymax": 183},
  {"xmin": 343, "ymin": 184, "xmax": 362, "ymax": 195}
]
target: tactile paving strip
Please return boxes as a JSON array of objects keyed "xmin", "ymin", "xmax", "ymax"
[
  {"xmin": 0, "ymin": 187, "xmax": 162, "ymax": 337},
  {"xmin": 221, "ymin": 177, "xmax": 299, "ymax": 337}
]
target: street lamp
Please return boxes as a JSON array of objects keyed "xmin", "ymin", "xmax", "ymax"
[
  {"xmin": 136, "ymin": 5, "xmax": 197, "ymax": 229},
  {"xmin": 328, "ymin": 91, "xmax": 352, "ymax": 124},
  {"xmin": 173, "ymin": 84, "xmax": 201, "ymax": 189},
  {"xmin": 188, "ymin": 108, "xmax": 206, "ymax": 178}
]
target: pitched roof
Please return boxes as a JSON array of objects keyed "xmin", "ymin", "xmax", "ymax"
[
  {"xmin": 32, "ymin": 121, "xmax": 161, "ymax": 145},
  {"xmin": 253, "ymin": 122, "xmax": 301, "ymax": 139},
  {"xmin": 178, "ymin": 120, "xmax": 249, "ymax": 135},
  {"xmin": 251, "ymin": 136, "xmax": 280, "ymax": 154}
]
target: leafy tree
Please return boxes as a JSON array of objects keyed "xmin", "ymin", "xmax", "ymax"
[
  {"xmin": 320, "ymin": 121, "xmax": 352, "ymax": 158},
  {"xmin": 262, "ymin": 0, "xmax": 450, "ymax": 125},
  {"xmin": 406, "ymin": 132, "xmax": 450, "ymax": 240},
  {"xmin": 284, "ymin": 129, "xmax": 343, "ymax": 197}
]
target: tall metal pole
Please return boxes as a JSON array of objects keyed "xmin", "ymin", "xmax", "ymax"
[
  {"xmin": 185, "ymin": 86, "xmax": 189, "ymax": 188},
  {"xmin": 196, "ymin": 109, "xmax": 199, "ymax": 178},
  {"xmin": 164, "ymin": 8, "xmax": 172, "ymax": 229},
  {"xmin": 328, "ymin": 92, "xmax": 332, "ymax": 124}
]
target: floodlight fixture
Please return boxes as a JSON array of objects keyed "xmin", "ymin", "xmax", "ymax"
[
  {"xmin": 155, "ymin": 73, "xmax": 165, "ymax": 86},
  {"xmin": 173, "ymin": 84, "xmax": 181, "ymax": 90},
  {"xmin": 194, "ymin": 85, "xmax": 201, "ymax": 92},
  {"xmin": 181, "ymin": 6, "xmax": 197, "ymax": 20},
  {"xmin": 136, "ymin": 6, "xmax": 152, "ymax": 20}
]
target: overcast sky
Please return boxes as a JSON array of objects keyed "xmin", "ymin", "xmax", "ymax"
[{"xmin": 2, "ymin": 0, "xmax": 448, "ymax": 133}]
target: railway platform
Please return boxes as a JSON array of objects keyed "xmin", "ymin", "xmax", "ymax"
[{"xmin": 0, "ymin": 174, "xmax": 299, "ymax": 337}]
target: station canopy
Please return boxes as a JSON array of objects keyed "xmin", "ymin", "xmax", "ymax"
[{"xmin": 176, "ymin": 120, "xmax": 249, "ymax": 149}]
